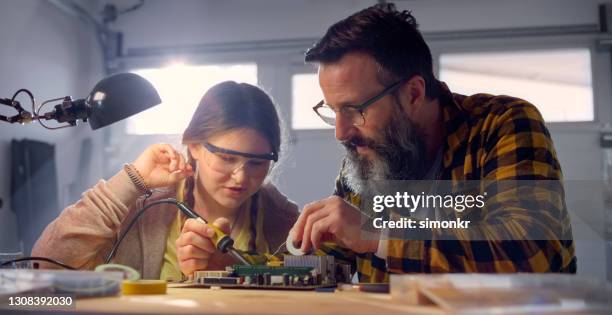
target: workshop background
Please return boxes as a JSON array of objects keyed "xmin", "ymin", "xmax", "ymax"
[{"xmin": 0, "ymin": 0, "xmax": 610, "ymax": 281}]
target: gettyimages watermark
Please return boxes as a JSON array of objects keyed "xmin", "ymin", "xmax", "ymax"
[{"xmin": 356, "ymin": 180, "xmax": 611, "ymax": 241}]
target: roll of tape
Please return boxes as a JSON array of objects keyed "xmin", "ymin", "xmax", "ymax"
[
  {"xmin": 121, "ymin": 280, "xmax": 167, "ymax": 295},
  {"xmin": 95, "ymin": 264, "xmax": 141, "ymax": 281},
  {"xmin": 285, "ymin": 233, "xmax": 305, "ymax": 256}
]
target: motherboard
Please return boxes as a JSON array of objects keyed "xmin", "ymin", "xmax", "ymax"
[{"xmin": 182, "ymin": 255, "xmax": 352, "ymax": 290}]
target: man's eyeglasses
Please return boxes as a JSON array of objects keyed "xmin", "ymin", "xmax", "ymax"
[
  {"xmin": 312, "ymin": 78, "xmax": 408, "ymax": 127},
  {"xmin": 202, "ymin": 142, "xmax": 276, "ymax": 178}
]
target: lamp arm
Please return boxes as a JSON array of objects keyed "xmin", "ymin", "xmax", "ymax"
[{"xmin": 0, "ymin": 89, "xmax": 86, "ymax": 129}]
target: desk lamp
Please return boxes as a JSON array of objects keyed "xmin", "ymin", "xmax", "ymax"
[{"xmin": 0, "ymin": 72, "xmax": 161, "ymax": 130}]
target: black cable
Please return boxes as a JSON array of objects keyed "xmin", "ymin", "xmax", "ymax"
[
  {"xmin": 10, "ymin": 89, "xmax": 35, "ymax": 116},
  {"xmin": 11, "ymin": 89, "xmax": 35, "ymax": 101},
  {"xmin": 2, "ymin": 197, "xmax": 238, "ymax": 271},
  {"xmin": 104, "ymin": 198, "xmax": 179, "ymax": 264},
  {"xmin": 0, "ymin": 257, "xmax": 76, "ymax": 270},
  {"xmin": 0, "ymin": 197, "xmax": 163, "ymax": 271}
]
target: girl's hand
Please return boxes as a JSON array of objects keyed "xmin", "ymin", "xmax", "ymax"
[
  {"xmin": 176, "ymin": 218, "xmax": 232, "ymax": 276},
  {"xmin": 132, "ymin": 143, "xmax": 194, "ymax": 189}
]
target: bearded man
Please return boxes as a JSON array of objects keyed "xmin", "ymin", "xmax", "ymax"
[{"xmin": 289, "ymin": 3, "xmax": 576, "ymax": 282}]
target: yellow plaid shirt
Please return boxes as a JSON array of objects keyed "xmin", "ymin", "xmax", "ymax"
[{"xmin": 321, "ymin": 83, "xmax": 577, "ymax": 282}]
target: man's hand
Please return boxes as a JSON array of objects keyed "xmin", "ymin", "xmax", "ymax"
[{"xmin": 289, "ymin": 196, "xmax": 379, "ymax": 254}]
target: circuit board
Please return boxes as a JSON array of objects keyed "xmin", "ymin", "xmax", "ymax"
[{"xmin": 179, "ymin": 255, "xmax": 351, "ymax": 291}]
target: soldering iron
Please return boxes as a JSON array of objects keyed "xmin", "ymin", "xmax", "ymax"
[{"xmin": 173, "ymin": 201, "xmax": 251, "ymax": 266}]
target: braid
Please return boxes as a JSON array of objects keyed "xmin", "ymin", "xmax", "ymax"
[
  {"xmin": 184, "ymin": 157, "xmax": 197, "ymax": 209},
  {"xmin": 248, "ymin": 192, "xmax": 259, "ymax": 252}
]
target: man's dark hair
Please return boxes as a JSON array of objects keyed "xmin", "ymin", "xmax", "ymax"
[{"xmin": 305, "ymin": 3, "xmax": 439, "ymax": 99}]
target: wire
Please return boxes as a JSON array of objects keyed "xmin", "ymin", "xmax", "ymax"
[
  {"xmin": 10, "ymin": 89, "xmax": 35, "ymax": 113},
  {"xmin": 104, "ymin": 198, "xmax": 177, "ymax": 264},
  {"xmin": 0, "ymin": 257, "xmax": 76, "ymax": 270},
  {"xmin": 271, "ymin": 241, "xmax": 287, "ymax": 257},
  {"xmin": 9, "ymin": 89, "xmax": 36, "ymax": 124}
]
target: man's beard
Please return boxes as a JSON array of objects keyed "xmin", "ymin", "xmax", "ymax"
[{"xmin": 342, "ymin": 110, "xmax": 427, "ymax": 196}]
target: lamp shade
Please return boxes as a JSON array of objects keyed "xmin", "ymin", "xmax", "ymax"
[{"xmin": 86, "ymin": 73, "xmax": 161, "ymax": 130}]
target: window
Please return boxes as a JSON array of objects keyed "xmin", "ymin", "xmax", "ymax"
[
  {"xmin": 127, "ymin": 63, "xmax": 258, "ymax": 135},
  {"xmin": 439, "ymin": 48, "xmax": 594, "ymax": 122},
  {"xmin": 292, "ymin": 73, "xmax": 333, "ymax": 130}
]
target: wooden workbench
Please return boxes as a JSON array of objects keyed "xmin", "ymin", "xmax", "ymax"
[{"xmin": 73, "ymin": 287, "xmax": 443, "ymax": 315}]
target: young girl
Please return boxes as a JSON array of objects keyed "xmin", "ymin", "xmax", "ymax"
[{"xmin": 32, "ymin": 81, "xmax": 298, "ymax": 280}]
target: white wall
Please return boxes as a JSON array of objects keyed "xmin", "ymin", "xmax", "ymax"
[
  {"xmin": 106, "ymin": 0, "xmax": 601, "ymax": 48},
  {"xmin": 0, "ymin": 0, "xmax": 103, "ymax": 252}
]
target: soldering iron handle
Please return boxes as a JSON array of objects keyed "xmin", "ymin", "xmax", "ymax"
[
  {"xmin": 174, "ymin": 200, "xmax": 235, "ymax": 253},
  {"xmin": 199, "ymin": 218, "xmax": 235, "ymax": 253}
]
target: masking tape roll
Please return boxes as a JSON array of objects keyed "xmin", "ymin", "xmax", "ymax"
[
  {"xmin": 95, "ymin": 264, "xmax": 141, "ymax": 281},
  {"xmin": 122, "ymin": 280, "xmax": 167, "ymax": 295},
  {"xmin": 285, "ymin": 233, "xmax": 305, "ymax": 256}
]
